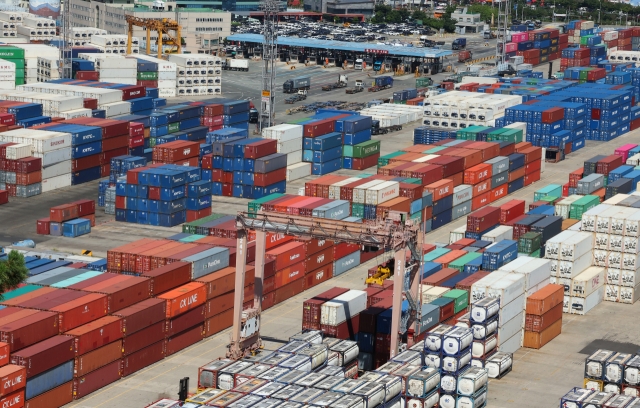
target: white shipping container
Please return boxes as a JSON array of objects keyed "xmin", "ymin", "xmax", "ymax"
[
  {"xmin": 560, "ymin": 232, "xmax": 593, "ymax": 261},
  {"xmin": 100, "ymin": 101, "xmax": 131, "ymax": 117},
  {"xmin": 499, "ymin": 257, "xmax": 551, "ymax": 294},
  {"xmin": 42, "ymin": 161, "xmax": 70, "ymax": 179},
  {"xmin": 470, "ymin": 271, "xmax": 511, "ymax": 303},
  {"xmin": 607, "ymin": 268, "xmax": 621, "ymax": 285},
  {"xmin": 595, "ymin": 206, "xmax": 622, "ymax": 234},
  {"xmin": 320, "ymin": 290, "xmax": 367, "ymax": 326},
  {"xmin": 624, "ymin": 211, "xmax": 640, "ymax": 237},
  {"xmin": 497, "ymin": 331, "xmax": 521, "ymax": 354},
  {"xmin": 95, "ymin": 57, "xmax": 137, "ymax": 70},
  {"xmin": 481, "ymin": 225, "xmax": 513, "ymax": 242},
  {"xmin": 545, "ymin": 230, "xmax": 579, "ymax": 260},
  {"xmin": 595, "ymin": 233, "xmax": 610, "ymax": 251},
  {"xmin": 158, "ymin": 88, "xmax": 177, "ymax": 98},
  {"xmin": 624, "ymin": 236, "xmax": 640, "ymax": 254},
  {"xmin": 555, "ymin": 195, "xmax": 582, "ymax": 219},
  {"xmin": 497, "ymin": 311, "xmax": 524, "ymax": 345},
  {"xmin": 603, "ymin": 194, "xmax": 629, "ymax": 205},
  {"xmin": 571, "ymin": 267, "xmax": 605, "ymax": 298},
  {"xmin": 59, "ymin": 109, "xmax": 92, "ymax": 119},
  {"xmin": 286, "ymin": 163, "xmax": 311, "ymax": 181},
  {"xmin": 5, "ymin": 143, "xmax": 31, "ymax": 160},
  {"xmin": 571, "ymin": 286, "xmax": 605, "ymax": 314},
  {"xmin": 421, "ymin": 286, "xmax": 449, "ymax": 304},
  {"xmin": 449, "ymin": 225, "xmax": 466, "ymax": 244},
  {"xmin": 41, "ymin": 173, "xmax": 71, "ymax": 193},
  {"xmin": 277, "ymin": 138, "xmax": 302, "ymax": 154},
  {"xmin": 329, "ymin": 177, "xmax": 360, "ymax": 200},
  {"xmin": 286, "ymin": 150, "xmax": 302, "ymax": 166},
  {"xmin": 262, "ymin": 124, "xmax": 303, "ymax": 142},
  {"xmin": 353, "ymin": 180, "xmax": 386, "ymax": 204},
  {"xmin": 557, "ymin": 252, "xmax": 592, "ymax": 279},
  {"xmin": 486, "ymin": 273, "xmax": 525, "ymax": 307},
  {"xmin": 623, "ymin": 253, "xmax": 640, "ymax": 271},
  {"xmin": 365, "ymin": 181, "xmax": 399, "ymax": 205},
  {"xmin": 33, "ymin": 147, "xmax": 71, "ymax": 167},
  {"xmin": 497, "ymin": 293, "xmax": 525, "ymax": 326},
  {"xmin": 621, "ymin": 267, "xmax": 640, "ymax": 287},
  {"xmin": 611, "ymin": 207, "xmax": 639, "ymax": 236},
  {"xmin": 620, "ymin": 283, "xmax": 640, "ymax": 304},
  {"xmin": 581, "ymin": 204, "xmax": 613, "ymax": 232}
]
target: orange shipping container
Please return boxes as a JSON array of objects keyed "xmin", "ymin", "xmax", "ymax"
[
  {"xmin": 425, "ymin": 180, "xmax": 454, "ymax": 201},
  {"xmin": 490, "ymin": 185, "xmax": 508, "ymax": 202},
  {"xmin": 464, "ymin": 163, "xmax": 492, "ymax": 185},
  {"xmin": 433, "ymin": 250, "xmax": 467, "ymax": 268},
  {"xmin": 274, "ymin": 261, "xmax": 306, "ymax": 287},
  {"xmin": 508, "ymin": 166, "xmax": 526, "ymax": 182},
  {"xmin": 472, "ymin": 180, "xmax": 491, "ymax": 197},
  {"xmin": 447, "ymin": 148, "xmax": 483, "ymax": 169},
  {"xmin": 526, "ymin": 284, "xmax": 564, "ymax": 315},
  {"xmin": 157, "ymin": 282, "xmax": 207, "ymax": 319},
  {"xmin": 523, "ymin": 318, "xmax": 562, "ymax": 349},
  {"xmin": 449, "ymin": 172, "xmax": 464, "ymax": 187},
  {"xmin": 0, "ymin": 365, "xmax": 26, "ymax": 396},
  {"xmin": 0, "ymin": 342, "xmax": 9, "ymax": 367},
  {"xmin": 472, "ymin": 191, "xmax": 491, "ymax": 211},
  {"xmin": 0, "ymin": 390, "xmax": 23, "ymax": 408},
  {"xmin": 525, "ymin": 302, "xmax": 562, "ymax": 332}
]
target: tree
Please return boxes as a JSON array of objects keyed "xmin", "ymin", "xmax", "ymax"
[
  {"xmin": 0, "ymin": 251, "xmax": 28, "ymax": 300},
  {"xmin": 412, "ymin": 10, "xmax": 428, "ymax": 21}
]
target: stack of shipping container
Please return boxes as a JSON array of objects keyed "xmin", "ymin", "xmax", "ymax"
[
  {"xmin": 506, "ymin": 26, "xmax": 568, "ymax": 66},
  {"xmin": 37, "ymin": 199, "xmax": 95, "ymax": 237}
]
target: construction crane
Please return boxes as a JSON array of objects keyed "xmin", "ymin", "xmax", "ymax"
[
  {"xmin": 227, "ymin": 211, "xmax": 422, "ymax": 360},
  {"xmin": 126, "ymin": 16, "xmax": 182, "ymax": 59}
]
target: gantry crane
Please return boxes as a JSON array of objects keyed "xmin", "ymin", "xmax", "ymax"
[
  {"xmin": 125, "ymin": 16, "xmax": 182, "ymax": 59},
  {"xmin": 227, "ymin": 211, "xmax": 422, "ymax": 360}
]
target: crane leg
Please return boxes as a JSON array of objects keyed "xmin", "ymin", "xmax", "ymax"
[
  {"xmin": 253, "ymin": 230, "xmax": 266, "ymax": 311},
  {"xmin": 228, "ymin": 229, "xmax": 248, "ymax": 359},
  {"xmin": 390, "ymin": 246, "xmax": 406, "ymax": 359}
]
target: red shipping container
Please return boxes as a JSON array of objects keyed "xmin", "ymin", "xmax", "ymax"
[
  {"xmin": 49, "ymin": 203, "xmax": 78, "ymax": 223},
  {"xmin": 428, "ymin": 156, "xmax": 464, "ymax": 177},
  {"xmin": 122, "ymin": 321, "xmax": 165, "ymax": 356},
  {"xmin": 351, "ymin": 154, "xmax": 379, "ymax": 170},
  {"xmin": 85, "ymin": 276, "xmax": 151, "ymax": 313},
  {"xmin": 51, "ymin": 293, "xmax": 108, "ymax": 332},
  {"xmin": 120, "ymin": 85, "xmax": 146, "ymax": 100},
  {"xmin": 0, "ymin": 113, "xmax": 14, "ymax": 126},
  {"xmin": 129, "ymin": 122, "xmax": 144, "ymax": 138},
  {"xmin": 245, "ymin": 139, "xmax": 277, "ymax": 159},
  {"xmin": 302, "ymin": 287, "xmax": 350, "ymax": 330},
  {"xmin": 76, "ymin": 71, "xmax": 99, "ymax": 80},
  {"xmin": 164, "ymin": 325, "xmax": 203, "ymax": 356},
  {"xmin": 490, "ymin": 185, "xmax": 508, "ymax": 202},
  {"xmin": 597, "ymin": 154, "xmax": 623, "ymax": 175},
  {"xmin": 83, "ymin": 98, "xmax": 98, "ymax": 110},
  {"xmin": 204, "ymin": 309, "xmax": 233, "ymax": 338},
  {"xmin": 303, "ymin": 119, "xmax": 335, "ymax": 138},
  {"xmin": 274, "ymin": 261, "xmax": 306, "ymax": 288},
  {"xmin": 0, "ymin": 311, "xmax": 59, "ymax": 352},
  {"xmin": 525, "ymin": 159, "xmax": 541, "ymax": 175},
  {"xmin": 303, "ymin": 264, "xmax": 334, "ymax": 291},
  {"xmin": 0, "ymin": 390, "xmax": 23, "ymax": 408},
  {"xmin": 122, "ymin": 340, "xmax": 164, "ymax": 377},
  {"xmin": 467, "ymin": 206, "xmax": 501, "ymax": 232},
  {"xmin": 0, "ymin": 190, "xmax": 6, "ymax": 205},
  {"xmin": 70, "ymin": 199, "xmax": 95, "ymax": 217},
  {"xmin": 519, "ymin": 146, "xmax": 542, "ymax": 164},
  {"xmin": 472, "ymin": 180, "xmax": 491, "ymax": 197},
  {"xmin": 24, "ymin": 382, "xmax": 72, "ymax": 408},
  {"xmin": 15, "ymin": 157, "xmax": 40, "ymax": 174},
  {"xmin": 422, "ymin": 268, "xmax": 459, "ymax": 286},
  {"xmin": 157, "ymin": 282, "xmax": 207, "ymax": 319},
  {"xmin": 102, "ymin": 135, "xmax": 129, "ymax": 151},
  {"xmin": 253, "ymin": 168, "xmax": 286, "ymax": 187},
  {"xmin": 14, "ymin": 171, "xmax": 41, "ymax": 185},
  {"xmin": 187, "ymin": 207, "xmax": 212, "ymax": 223},
  {"xmin": 464, "ymin": 163, "xmax": 492, "ymax": 185},
  {"xmin": 524, "ymin": 171, "xmax": 541, "ymax": 186},
  {"xmin": 333, "ymin": 242, "xmax": 360, "ymax": 260},
  {"xmin": 129, "ymin": 134, "xmax": 144, "ymax": 148},
  {"xmin": 425, "ymin": 179, "xmax": 454, "ymax": 201},
  {"xmin": 166, "ymin": 305, "xmax": 205, "ymax": 337},
  {"xmin": 74, "ymin": 340, "xmax": 123, "ymax": 377},
  {"xmin": 274, "ymin": 279, "xmax": 304, "ymax": 304},
  {"xmin": 266, "ymin": 242, "xmax": 306, "ymax": 271},
  {"xmin": 304, "ymin": 246, "xmax": 334, "ymax": 272},
  {"xmin": 112, "ymin": 298, "xmax": 166, "ymax": 336},
  {"xmin": 72, "ymin": 360, "xmax": 122, "ymax": 400},
  {"xmin": 0, "ymin": 365, "xmax": 26, "ymax": 396},
  {"xmin": 471, "ymin": 191, "xmax": 491, "ymax": 210},
  {"xmin": 65, "ymin": 316, "xmax": 123, "ymax": 355},
  {"xmin": 508, "ymin": 166, "xmax": 526, "ymax": 182},
  {"xmin": 321, "ymin": 314, "xmax": 360, "ymax": 339},
  {"xmin": 499, "ymin": 200, "xmax": 525, "ymax": 223},
  {"xmin": 542, "ymin": 107, "xmax": 565, "ymax": 123},
  {"xmin": 36, "ymin": 218, "xmax": 50, "ymax": 235}
]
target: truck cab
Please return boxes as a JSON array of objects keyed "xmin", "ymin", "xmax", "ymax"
[
  {"xmin": 373, "ymin": 60, "xmax": 383, "ymax": 71},
  {"xmin": 452, "ymin": 38, "xmax": 467, "ymax": 50},
  {"xmin": 249, "ymin": 108, "xmax": 259, "ymax": 123},
  {"xmin": 354, "ymin": 59, "xmax": 363, "ymax": 70}
]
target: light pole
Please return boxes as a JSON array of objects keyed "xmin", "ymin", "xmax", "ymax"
[{"xmin": 598, "ymin": 0, "xmax": 601, "ymax": 24}]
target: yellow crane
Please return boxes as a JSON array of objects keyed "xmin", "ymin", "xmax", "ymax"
[{"xmin": 125, "ymin": 15, "xmax": 182, "ymax": 59}]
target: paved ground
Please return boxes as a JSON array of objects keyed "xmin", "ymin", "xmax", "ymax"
[{"xmin": 2, "ymin": 64, "xmax": 640, "ymax": 407}]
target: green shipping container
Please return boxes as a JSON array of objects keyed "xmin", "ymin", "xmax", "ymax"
[
  {"xmin": 498, "ymin": 128, "xmax": 523, "ymax": 143},
  {"xmin": 179, "ymin": 234, "xmax": 206, "ymax": 243},
  {"xmin": 343, "ymin": 140, "xmax": 380, "ymax": 158},
  {"xmin": 570, "ymin": 195, "xmax": 600, "ymax": 219},
  {"xmin": 0, "ymin": 46, "xmax": 24, "ymax": 59},
  {"xmin": 378, "ymin": 151, "xmax": 405, "ymax": 167},
  {"xmin": 423, "ymin": 247, "xmax": 451, "ymax": 262},
  {"xmin": 15, "ymin": 77, "xmax": 24, "ymax": 86},
  {"xmin": 194, "ymin": 213, "xmax": 229, "ymax": 235},
  {"xmin": 51, "ymin": 271, "xmax": 103, "ymax": 288},
  {"xmin": 533, "ymin": 184, "xmax": 562, "ymax": 201},
  {"xmin": 442, "ymin": 289, "xmax": 468, "ymax": 313},
  {"xmin": 486, "ymin": 128, "xmax": 509, "ymax": 142},
  {"xmin": 539, "ymin": 195, "xmax": 559, "ymax": 205},
  {"xmin": 410, "ymin": 211, "xmax": 421, "ymax": 220},
  {"xmin": 1, "ymin": 284, "xmax": 41, "ymax": 301},
  {"xmin": 425, "ymin": 146, "xmax": 447, "ymax": 154},
  {"xmin": 518, "ymin": 231, "xmax": 542, "ymax": 254},
  {"xmin": 448, "ymin": 252, "xmax": 482, "ymax": 273},
  {"xmin": 358, "ymin": 173, "xmax": 373, "ymax": 178},
  {"xmin": 352, "ymin": 203, "xmax": 365, "ymax": 218},
  {"xmin": 530, "ymin": 249, "xmax": 541, "ymax": 258},
  {"xmin": 247, "ymin": 193, "xmax": 285, "ymax": 217},
  {"xmin": 137, "ymin": 71, "xmax": 159, "ymax": 80},
  {"xmin": 403, "ymin": 178, "xmax": 422, "ymax": 184},
  {"xmin": 168, "ymin": 122, "xmax": 180, "ymax": 133}
]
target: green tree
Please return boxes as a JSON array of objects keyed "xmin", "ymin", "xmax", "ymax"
[
  {"xmin": 0, "ymin": 251, "xmax": 28, "ymax": 300},
  {"xmin": 412, "ymin": 10, "xmax": 428, "ymax": 21}
]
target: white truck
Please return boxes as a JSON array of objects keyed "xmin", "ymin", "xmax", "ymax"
[{"xmin": 223, "ymin": 59, "xmax": 249, "ymax": 72}]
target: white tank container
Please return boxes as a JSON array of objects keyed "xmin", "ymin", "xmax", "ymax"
[
  {"xmin": 471, "ymin": 334, "xmax": 497, "ymax": 359},
  {"xmin": 331, "ymin": 379, "xmax": 367, "ymax": 394},
  {"xmin": 457, "ymin": 367, "xmax": 488, "ymax": 396},
  {"xmin": 470, "ymin": 298, "xmax": 500, "ymax": 323},
  {"xmin": 406, "ymin": 368, "xmax": 439, "ymax": 398},
  {"xmin": 442, "ymin": 326, "xmax": 473, "ymax": 356},
  {"xmin": 314, "ymin": 375, "xmax": 345, "ymax": 390},
  {"xmin": 425, "ymin": 325, "xmax": 454, "ymax": 352},
  {"xmin": 379, "ymin": 374, "xmax": 402, "ymax": 401},
  {"xmin": 330, "ymin": 394, "xmax": 364, "ymax": 408},
  {"xmin": 471, "ymin": 318, "xmax": 497, "ymax": 340},
  {"xmin": 375, "ymin": 361, "xmax": 403, "ymax": 374},
  {"xmin": 351, "ymin": 383, "xmax": 385, "ymax": 408},
  {"xmin": 485, "ymin": 352, "xmax": 512, "ymax": 378},
  {"xmin": 311, "ymin": 391, "xmax": 344, "ymax": 407},
  {"xmin": 218, "ymin": 361, "xmax": 254, "ymax": 390},
  {"xmin": 391, "ymin": 350, "xmax": 421, "ymax": 366},
  {"xmin": 297, "ymin": 344, "xmax": 328, "ymax": 370},
  {"xmin": 442, "ymin": 349, "xmax": 471, "ymax": 373},
  {"xmin": 456, "ymin": 388, "xmax": 488, "ymax": 408},
  {"xmin": 330, "ymin": 340, "xmax": 359, "ymax": 366}
]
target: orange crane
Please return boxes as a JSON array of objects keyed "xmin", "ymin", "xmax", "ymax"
[
  {"xmin": 227, "ymin": 211, "xmax": 422, "ymax": 360},
  {"xmin": 125, "ymin": 15, "xmax": 182, "ymax": 59}
]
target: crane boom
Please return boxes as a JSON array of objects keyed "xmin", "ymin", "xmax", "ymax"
[{"xmin": 227, "ymin": 211, "xmax": 422, "ymax": 360}]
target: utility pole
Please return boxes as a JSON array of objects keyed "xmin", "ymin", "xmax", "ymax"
[
  {"xmin": 260, "ymin": 0, "xmax": 278, "ymax": 131},
  {"xmin": 61, "ymin": 0, "xmax": 72, "ymax": 79}
]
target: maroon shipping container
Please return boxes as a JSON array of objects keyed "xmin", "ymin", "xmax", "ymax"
[
  {"xmin": 51, "ymin": 293, "xmax": 109, "ymax": 332},
  {"xmin": 15, "ymin": 157, "xmax": 41, "ymax": 174},
  {"xmin": 65, "ymin": 316, "xmax": 123, "ymax": 355},
  {"xmin": 266, "ymin": 242, "xmax": 306, "ymax": 271},
  {"xmin": 102, "ymin": 135, "xmax": 129, "ymax": 151},
  {"xmin": 303, "ymin": 264, "xmax": 334, "ymax": 290},
  {"xmin": 74, "ymin": 340, "xmax": 123, "ymax": 377},
  {"xmin": 428, "ymin": 156, "xmax": 464, "ymax": 178},
  {"xmin": 253, "ymin": 168, "xmax": 286, "ymax": 187},
  {"xmin": 422, "ymin": 268, "xmax": 459, "ymax": 287},
  {"xmin": 597, "ymin": 154, "xmax": 623, "ymax": 175},
  {"xmin": 122, "ymin": 321, "xmax": 166, "ymax": 356},
  {"xmin": 466, "ymin": 206, "xmax": 501, "ymax": 232},
  {"xmin": 24, "ymin": 381, "xmax": 73, "ymax": 408},
  {"xmin": 84, "ymin": 98, "xmax": 98, "ymax": 110},
  {"xmin": 10, "ymin": 335, "xmax": 75, "ymax": 378},
  {"xmin": 72, "ymin": 360, "xmax": 122, "ymax": 400},
  {"xmin": 542, "ymin": 107, "xmax": 564, "ymax": 123},
  {"xmin": 36, "ymin": 218, "xmax": 50, "ymax": 235},
  {"xmin": 204, "ymin": 292, "xmax": 234, "ymax": 318},
  {"xmin": 122, "ymin": 340, "xmax": 165, "ymax": 377},
  {"xmin": 437, "ymin": 300, "xmax": 455, "ymax": 322},
  {"xmin": 0, "ymin": 311, "xmax": 59, "ymax": 352},
  {"xmin": 333, "ymin": 242, "xmax": 360, "ymax": 260},
  {"xmin": 49, "ymin": 204, "xmax": 78, "ymax": 223},
  {"xmin": 120, "ymin": 85, "xmax": 146, "ymax": 100},
  {"xmin": 274, "ymin": 279, "xmax": 304, "ymax": 304},
  {"xmin": 68, "ymin": 273, "xmax": 118, "ymax": 290},
  {"xmin": 245, "ymin": 139, "xmax": 277, "ymax": 159},
  {"xmin": 301, "ymin": 287, "xmax": 350, "ymax": 330},
  {"xmin": 359, "ymin": 297, "xmax": 393, "ymax": 333},
  {"xmin": 112, "ymin": 298, "xmax": 166, "ymax": 336},
  {"xmin": 500, "ymin": 200, "xmax": 526, "ymax": 224},
  {"xmin": 303, "ymin": 119, "xmax": 335, "ymax": 138},
  {"xmin": 166, "ymin": 305, "xmax": 205, "ymax": 337},
  {"xmin": 304, "ymin": 246, "xmax": 334, "ymax": 272},
  {"xmin": 164, "ymin": 325, "xmax": 203, "ymax": 357},
  {"xmin": 519, "ymin": 146, "xmax": 542, "ymax": 164},
  {"xmin": 253, "ymin": 259, "xmax": 276, "ymax": 279},
  {"xmin": 142, "ymin": 261, "xmax": 192, "ymax": 296},
  {"xmin": 204, "ymin": 309, "xmax": 233, "ymax": 338},
  {"xmin": 321, "ymin": 314, "xmax": 360, "ymax": 339},
  {"xmin": 70, "ymin": 199, "xmax": 95, "ymax": 217},
  {"xmin": 365, "ymin": 287, "xmax": 384, "ymax": 307},
  {"xmin": 75, "ymin": 71, "xmax": 99, "ymax": 80},
  {"xmin": 16, "ymin": 288, "xmax": 86, "ymax": 310},
  {"xmin": 90, "ymin": 276, "xmax": 152, "ymax": 313}
]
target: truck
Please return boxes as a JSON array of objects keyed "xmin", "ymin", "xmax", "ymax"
[
  {"xmin": 249, "ymin": 108, "xmax": 259, "ymax": 123},
  {"xmin": 346, "ymin": 79, "xmax": 364, "ymax": 94},
  {"xmin": 371, "ymin": 119, "xmax": 402, "ymax": 135},
  {"xmin": 458, "ymin": 50, "xmax": 473, "ymax": 63},
  {"xmin": 322, "ymin": 74, "xmax": 348, "ymax": 91},
  {"xmin": 452, "ymin": 38, "xmax": 467, "ymax": 50},
  {"xmin": 373, "ymin": 60, "xmax": 383, "ymax": 72},
  {"xmin": 483, "ymin": 30, "xmax": 496, "ymax": 39},
  {"xmin": 368, "ymin": 76, "xmax": 393, "ymax": 92},
  {"xmin": 354, "ymin": 59, "xmax": 363, "ymax": 70},
  {"xmin": 283, "ymin": 76, "xmax": 311, "ymax": 93},
  {"xmin": 223, "ymin": 59, "xmax": 249, "ymax": 72}
]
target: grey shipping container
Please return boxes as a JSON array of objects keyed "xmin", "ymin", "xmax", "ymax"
[
  {"xmin": 485, "ymin": 156, "xmax": 509, "ymax": 175},
  {"xmin": 451, "ymin": 201, "xmax": 472, "ymax": 220},
  {"xmin": 452, "ymin": 185, "xmax": 472, "ymax": 207},
  {"xmin": 254, "ymin": 153, "xmax": 287, "ymax": 173},
  {"xmin": 491, "ymin": 172, "xmax": 508, "ymax": 189},
  {"xmin": 333, "ymin": 252, "xmax": 361, "ymax": 276},
  {"xmin": 422, "ymin": 192, "xmax": 433, "ymax": 208},
  {"xmin": 312, "ymin": 200, "xmax": 350, "ymax": 220},
  {"xmin": 17, "ymin": 183, "xmax": 41, "ymax": 197},
  {"xmin": 26, "ymin": 267, "xmax": 77, "ymax": 284},
  {"xmin": 26, "ymin": 360, "xmax": 74, "ymax": 399},
  {"xmin": 182, "ymin": 247, "xmax": 229, "ymax": 279},
  {"xmin": 419, "ymin": 304, "xmax": 440, "ymax": 334},
  {"xmin": 577, "ymin": 174, "xmax": 604, "ymax": 195}
]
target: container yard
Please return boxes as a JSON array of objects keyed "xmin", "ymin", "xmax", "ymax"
[{"xmin": 2, "ymin": 9, "xmax": 640, "ymax": 408}]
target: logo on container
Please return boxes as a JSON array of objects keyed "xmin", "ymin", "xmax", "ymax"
[
  {"xmin": 315, "ymin": 271, "xmax": 324, "ymax": 280},
  {"xmin": 290, "ymin": 253, "xmax": 300, "ymax": 261},
  {"xmin": 50, "ymin": 139, "xmax": 65, "ymax": 147},
  {"xmin": 206, "ymin": 259, "xmax": 221, "ymax": 268},
  {"xmin": 1, "ymin": 392, "xmax": 21, "ymax": 407},
  {"xmin": 3, "ymin": 373, "xmax": 22, "ymax": 390},
  {"xmin": 316, "ymin": 254, "xmax": 325, "ymax": 264},
  {"xmin": 179, "ymin": 293, "xmax": 198, "ymax": 309}
]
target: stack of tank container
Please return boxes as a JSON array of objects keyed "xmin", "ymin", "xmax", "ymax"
[
  {"xmin": 581, "ymin": 349, "xmax": 640, "ymax": 394},
  {"xmin": 134, "ymin": 55, "xmax": 177, "ymax": 98},
  {"xmin": 0, "ymin": 45, "xmax": 25, "ymax": 86},
  {"xmin": 168, "ymin": 54, "xmax": 222, "ymax": 96}
]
